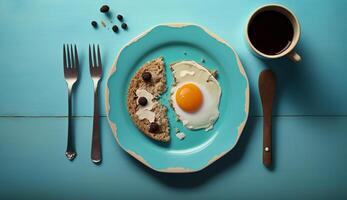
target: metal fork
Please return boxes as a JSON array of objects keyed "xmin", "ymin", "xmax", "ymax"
[
  {"xmin": 89, "ymin": 44, "xmax": 103, "ymax": 164},
  {"xmin": 63, "ymin": 44, "xmax": 79, "ymax": 161}
]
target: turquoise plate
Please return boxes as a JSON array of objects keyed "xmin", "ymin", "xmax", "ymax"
[{"xmin": 106, "ymin": 24, "xmax": 249, "ymax": 173}]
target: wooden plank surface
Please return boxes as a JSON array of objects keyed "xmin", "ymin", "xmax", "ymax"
[
  {"xmin": 0, "ymin": 117, "xmax": 346, "ymax": 199},
  {"xmin": 0, "ymin": 0, "xmax": 346, "ymax": 199}
]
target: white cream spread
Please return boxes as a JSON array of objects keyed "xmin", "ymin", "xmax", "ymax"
[
  {"xmin": 136, "ymin": 109, "xmax": 155, "ymax": 122},
  {"xmin": 135, "ymin": 89, "xmax": 156, "ymax": 122}
]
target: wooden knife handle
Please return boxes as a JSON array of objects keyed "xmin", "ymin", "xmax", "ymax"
[
  {"xmin": 259, "ymin": 69, "xmax": 276, "ymax": 168},
  {"xmin": 263, "ymin": 110, "xmax": 272, "ymax": 167}
]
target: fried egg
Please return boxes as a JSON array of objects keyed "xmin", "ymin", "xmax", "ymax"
[{"xmin": 170, "ymin": 61, "xmax": 221, "ymax": 130}]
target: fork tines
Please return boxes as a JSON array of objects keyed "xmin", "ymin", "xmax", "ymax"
[
  {"xmin": 63, "ymin": 44, "xmax": 79, "ymax": 70},
  {"xmin": 89, "ymin": 44, "xmax": 102, "ymax": 69}
]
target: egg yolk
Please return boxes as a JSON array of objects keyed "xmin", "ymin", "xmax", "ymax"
[{"xmin": 175, "ymin": 83, "xmax": 203, "ymax": 113}]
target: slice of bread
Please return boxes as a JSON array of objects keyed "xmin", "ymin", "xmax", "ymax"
[{"xmin": 127, "ymin": 57, "xmax": 170, "ymax": 142}]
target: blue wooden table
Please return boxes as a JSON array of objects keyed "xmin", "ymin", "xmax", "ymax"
[{"xmin": 0, "ymin": 0, "xmax": 346, "ymax": 199}]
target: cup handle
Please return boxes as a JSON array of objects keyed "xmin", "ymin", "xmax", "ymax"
[{"xmin": 287, "ymin": 51, "xmax": 301, "ymax": 62}]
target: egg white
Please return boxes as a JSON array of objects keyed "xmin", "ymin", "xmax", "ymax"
[{"xmin": 170, "ymin": 61, "xmax": 221, "ymax": 131}]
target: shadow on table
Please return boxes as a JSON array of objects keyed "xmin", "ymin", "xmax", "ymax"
[
  {"xmin": 258, "ymin": 45, "xmax": 307, "ymax": 116},
  {"xmin": 258, "ymin": 41, "xmax": 332, "ymax": 116},
  {"xmin": 124, "ymin": 116, "xmax": 257, "ymax": 189},
  {"xmin": 255, "ymin": 41, "xmax": 334, "ymax": 171},
  {"xmin": 255, "ymin": 43, "xmax": 308, "ymax": 171}
]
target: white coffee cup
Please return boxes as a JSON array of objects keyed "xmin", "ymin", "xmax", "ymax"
[{"xmin": 246, "ymin": 4, "xmax": 301, "ymax": 62}]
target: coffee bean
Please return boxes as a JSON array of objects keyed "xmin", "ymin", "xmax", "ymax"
[
  {"xmin": 91, "ymin": 21, "xmax": 98, "ymax": 28},
  {"xmin": 149, "ymin": 122, "xmax": 159, "ymax": 133},
  {"xmin": 138, "ymin": 97, "xmax": 148, "ymax": 106},
  {"xmin": 100, "ymin": 5, "xmax": 110, "ymax": 13},
  {"xmin": 112, "ymin": 25, "xmax": 119, "ymax": 33},
  {"xmin": 121, "ymin": 23, "xmax": 128, "ymax": 30},
  {"xmin": 142, "ymin": 72, "xmax": 152, "ymax": 82},
  {"xmin": 117, "ymin": 14, "xmax": 123, "ymax": 21}
]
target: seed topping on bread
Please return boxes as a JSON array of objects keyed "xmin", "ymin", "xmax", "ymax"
[{"xmin": 142, "ymin": 71, "xmax": 152, "ymax": 82}]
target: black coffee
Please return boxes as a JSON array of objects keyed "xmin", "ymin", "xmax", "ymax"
[{"xmin": 248, "ymin": 10, "xmax": 294, "ymax": 55}]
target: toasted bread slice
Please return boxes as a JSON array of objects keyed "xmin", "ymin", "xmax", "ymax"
[{"xmin": 127, "ymin": 57, "xmax": 170, "ymax": 142}]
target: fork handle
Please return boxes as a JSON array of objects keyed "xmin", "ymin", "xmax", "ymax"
[
  {"xmin": 91, "ymin": 83, "xmax": 101, "ymax": 164},
  {"xmin": 65, "ymin": 86, "xmax": 76, "ymax": 161}
]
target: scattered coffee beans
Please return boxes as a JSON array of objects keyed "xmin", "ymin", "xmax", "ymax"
[
  {"xmin": 121, "ymin": 23, "xmax": 128, "ymax": 30},
  {"xmin": 100, "ymin": 5, "xmax": 110, "ymax": 13},
  {"xmin": 117, "ymin": 14, "xmax": 124, "ymax": 21},
  {"xmin": 91, "ymin": 21, "xmax": 98, "ymax": 28},
  {"xmin": 112, "ymin": 25, "xmax": 119, "ymax": 33}
]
